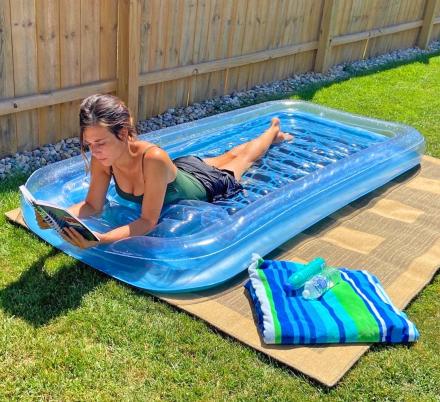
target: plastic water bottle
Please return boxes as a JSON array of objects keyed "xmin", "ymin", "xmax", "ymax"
[
  {"xmin": 302, "ymin": 268, "xmax": 341, "ymax": 300},
  {"xmin": 287, "ymin": 257, "xmax": 326, "ymax": 290}
]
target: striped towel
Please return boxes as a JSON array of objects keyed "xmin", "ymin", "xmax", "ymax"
[{"xmin": 245, "ymin": 255, "xmax": 419, "ymax": 345}]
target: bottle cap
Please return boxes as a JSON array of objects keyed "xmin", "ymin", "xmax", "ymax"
[{"xmin": 302, "ymin": 289, "xmax": 311, "ymax": 299}]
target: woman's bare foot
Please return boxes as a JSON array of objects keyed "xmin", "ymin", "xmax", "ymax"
[
  {"xmin": 270, "ymin": 117, "xmax": 294, "ymax": 144},
  {"xmin": 275, "ymin": 131, "xmax": 294, "ymax": 143}
]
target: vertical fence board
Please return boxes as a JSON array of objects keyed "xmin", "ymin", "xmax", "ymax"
[
  {"xmin": 158, "ymin": 0, "xmax": 184, "ymax": 113},
  {"xmin": 10, "ymin": 0, "xmax": 39, "ymax": 152},
  {"xmin": 330, "ymin": 0, "xmax": 355, "ymax": 65},
  {"xmin": 160, "ymin": 0, "xmax": 185, "ymax": 111},
  {"xmin": 433, "ymin": 24, "xmax": 440, "ymax": 40},
  {"xmin": 236, "ymin": 0, "xmax": 258, "ymax": 91},
  {"xmin": 152, "ymin": 0, "xmax": 166, "ymax": 114},
  {"xmin": 402, "ymin": 0, "xmax": 420, "ymax": 47},
  {"xmin": 117, "ymin": 0, "xmax": 140, "ymax": 120},
  {"xmin": 418, "ymin": 0, "xmax": 439, "ymax": 48},
  {"xmin": 81, "ymin": 0, "xmax": 100, "ymax": 83},
  {"xmin": 256, "ymin": 0, "xmax": 280, "ymax": 85},
  {"xmin": 215, "ymin": 0, "xmax": 235, "ymax": 97},
  {"xmin": 59, "ymin": 0, "xmax": 81, "ymax": 139},
  {"xmin": 376, "ymin": 0, "xmax": 404, "ymax": 55},
  {"xmin": 435, "ymin": 5, "xmax": 440, "ymax": 39},
  {"xmin": 270, "ymin": 0, "xmax": 289, "ymax": 74},
  {"xmin": 291, "ymin": 0, "xmax": 317, "ymax": 79},
  {"xmin": 292, "ymin": 0, "xmax": 310, "ymax": 77},
  {"xmin": 296, "ymin": 0, "xmax": 323, "ymax": 75},
  {"xmin": 315, "ymin": 0, "xmax": 337, "ymax": 72},
  {"xmin": 331, "ymin": 0, "xmax": 369, "ymax": 65},
  {"xmin": 434, "ymin": 4, "xmax": 440, "ymax": 39},
  {"xmin": 156, "ymin": 0, "xmax": 174, "ymax": 114},
  {"xmin": 224, "ymin": 0, "xmax": 247, "ymax": 94},
  {"xmin": 204, "ymin": 0, "xmax": 232, "ymax": 99},
  {"xmin": 191, "ymin": 0, "xmax": 212, "ymax": 103},
  {"xmin": 36, "ymin": 0, "xmax": 61, "ymax": 145},
  {"xmin": 363, "ymin": 0, "xmax": 382, "ymax": 59},
  {"xmin": 361, "ymin": 0, "xmax": 384, "ymax": 60},
  {"xmin": 247, "ymin": 0, "xmax": 271, "ymax": 89},
  {"xmin": 176, "ymin": 0, "xmax": 198, "ymax": 108},
  {"xmin": 280, "ymin": 0, "xmax": 302, "ymax": 80},
  {"xmin": 260, "ymin": 0, "xmax": 290, "ymax": 82},
  {"xmin": 148, "ymin": 0, "xmax": 169, "ymax": 116},
  {"xmin": 100, "ymin": 0, "xmax": 118, "ymax": 80},
  {"xmin": 368, "ymin": 0, "xmax": 424, "ymax": 59},
  {"xmin": 138, "ymin": 0, "xmax": 156, "ymax": 119},
  {"xmin": 0, "ymin": 0, "xmax": 17, "ymax": 156},
  {"xmin": 204, "ymin": 0, "xmax": 223, "ymax": 99}
]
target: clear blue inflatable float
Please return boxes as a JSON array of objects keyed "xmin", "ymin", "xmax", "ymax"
[{"xmin": 21, "ymin": 101, "xmax": 425, "ymax": 293}]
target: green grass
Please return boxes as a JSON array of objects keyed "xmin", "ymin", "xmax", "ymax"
[
  {"xmin": 1, "ymin": 54, "xmax": 440, "ymax": 400},
  {"xmin": 291, "ymin": 53, "xmax": 440, "ymax": 158}
]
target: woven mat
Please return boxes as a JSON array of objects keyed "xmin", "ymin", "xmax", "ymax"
[{"xmin": 6, "ymin": 155, "xmax": 440, "ymax": 387}]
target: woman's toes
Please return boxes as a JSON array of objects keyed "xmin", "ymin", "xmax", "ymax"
[
  {"xmin": 282, "ymin": 132, "xmax": 294, "ymax": 141},
  {"xmin": 271, "ymin": 117, "xmax": 280, "ymax": 127},
  {"xmin": 273, "ymin": 131, "xmax": 294, "ymax": 144}
]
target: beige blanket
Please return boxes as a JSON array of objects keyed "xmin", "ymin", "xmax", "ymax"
[{"xmin": 6, "ymin": 155, "xmax": 440, "ymax": 386}]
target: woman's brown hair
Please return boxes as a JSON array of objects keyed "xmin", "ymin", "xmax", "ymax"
[{"xmin": 79, "ymin": 94, "xmax": 137, "ymax": 172}]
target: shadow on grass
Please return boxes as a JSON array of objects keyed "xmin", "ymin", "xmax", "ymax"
[
  {"xmin": 1, "ymin": 172, "xmax": 109, "ymax": 327},
  {"xmin": 0, "ymin": 247, "xmax": 108, "ymax": 327},
  {"xmin": 0, "ymin": 171, "xmax": 29, "ymax": 191}
]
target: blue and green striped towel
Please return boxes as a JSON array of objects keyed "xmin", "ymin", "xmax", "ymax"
[{"xmin": 245, "ymin": 254, "xmax": 419, "ymax": 345}]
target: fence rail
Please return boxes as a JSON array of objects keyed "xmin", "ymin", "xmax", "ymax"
[{"xmin": 1, "ymin": 0, "xmax": 439, "ymax": 158}]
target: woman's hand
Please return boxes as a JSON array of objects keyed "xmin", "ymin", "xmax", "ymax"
[
  {"xmin": 60, "ymin": 227, "xmax": 101, "ymax": 249},
  {"xmin": 35, "ymin": 211, "xmax": 50, "ymax": 229},
  {"xmin": 60, "ymin": 216, "xmax": 156, "ymax": 248}
]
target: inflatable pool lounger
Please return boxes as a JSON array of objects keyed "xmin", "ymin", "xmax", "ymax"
[{"xmin": 21, "ymin": 101, "xmax": 424, "ymax": 293}]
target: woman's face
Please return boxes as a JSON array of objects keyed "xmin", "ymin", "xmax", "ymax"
[{"xmin": 83, "ymin": 126, "xmax": 126, "ymax": 166}]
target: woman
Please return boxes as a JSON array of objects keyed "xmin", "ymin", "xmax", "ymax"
[{"xmin": 38, "ymin": 94, "xmax": 292, "ymax": 248}]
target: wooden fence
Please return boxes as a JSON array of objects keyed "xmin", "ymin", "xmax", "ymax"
[{"xmin": 1, "ymin": 0, "xmax": 439, "ymax": 158}]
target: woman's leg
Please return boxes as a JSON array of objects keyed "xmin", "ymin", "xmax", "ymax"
[{"xmin": 203, "ymin": 117, "xmax": 293, "ymax": 180}]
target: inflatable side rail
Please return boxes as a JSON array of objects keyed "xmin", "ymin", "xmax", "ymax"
[{"xmin": 22, "ymin": 101, "xmax": 424, "ymax": 292}]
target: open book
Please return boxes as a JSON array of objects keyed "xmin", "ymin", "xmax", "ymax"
[{"xmin": 19, "ymin": 185, "xmax": 100, "ymax": 242}]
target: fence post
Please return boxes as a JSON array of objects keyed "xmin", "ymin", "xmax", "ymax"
[
  {"xmin": 117, "ymin": 0, "xmax": 141, "ymax": 121},
  {"xmin": 314, "ymin": 0, "xmax": 337, "ymax": 73},
  {"xmin": 417, "ymin": 0, "xmax": 439, "ymax": 49}
]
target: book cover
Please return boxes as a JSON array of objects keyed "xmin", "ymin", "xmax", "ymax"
[{"xmin": 19, "ymin": 185, "xmax": 100, "ymax": 242}]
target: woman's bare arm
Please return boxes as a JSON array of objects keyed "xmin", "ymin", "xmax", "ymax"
[
  {"xmin": 68, "ymin": 156, "xmax": 111, "ymax": 218},
  {"xmin": 67, "ymin": 200, "xmax": 100, "ymax": 218},
  {"xmin": 99, "ymin": 148, "xmax": 172, "ymax": 243}
]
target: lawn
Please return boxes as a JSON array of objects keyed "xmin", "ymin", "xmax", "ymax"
[{"xmin": 0, "ymin": 53, "xmax": 439, "ymax": 400}]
